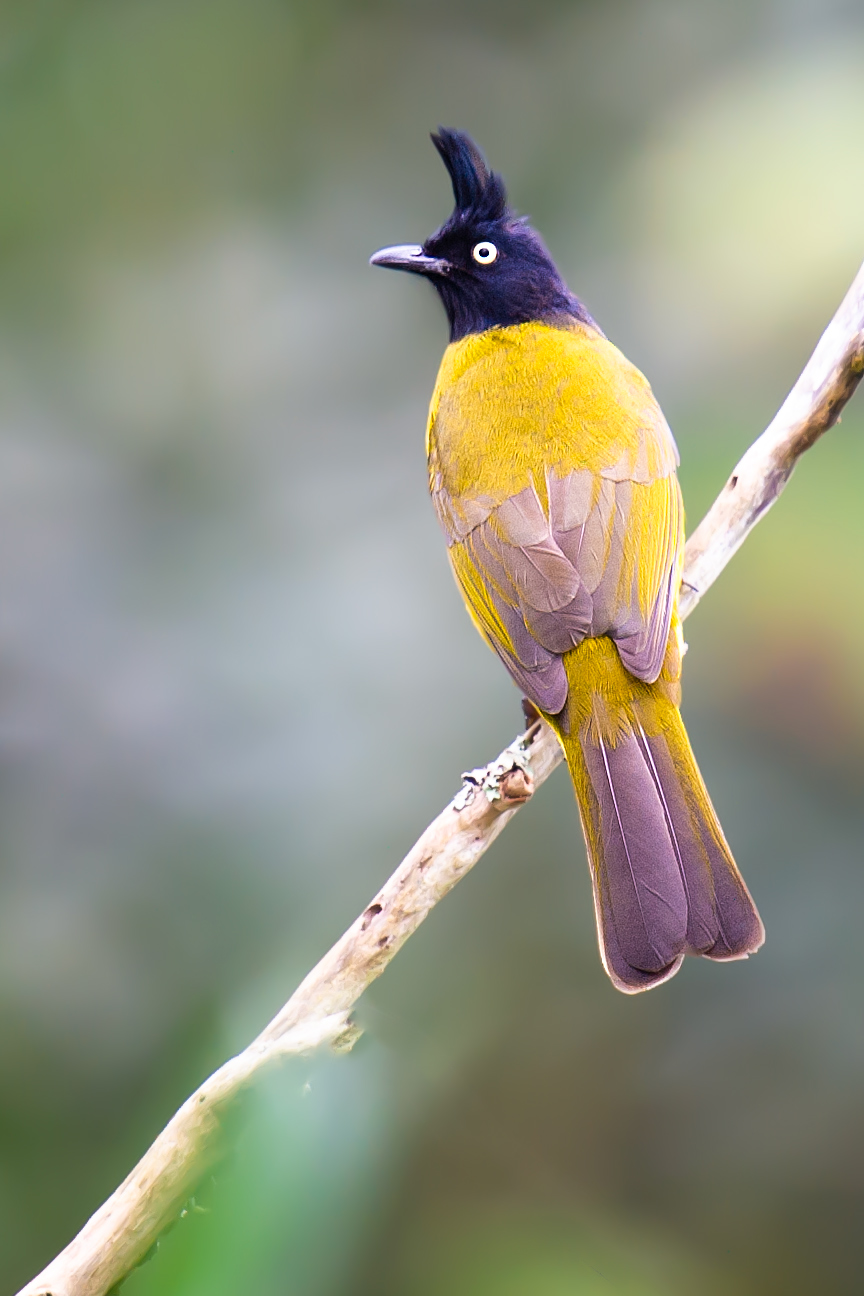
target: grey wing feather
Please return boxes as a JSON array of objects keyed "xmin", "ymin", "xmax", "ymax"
[{"xmin": 435, "ymin": 443, "xmax": 683, "ymax": 713}]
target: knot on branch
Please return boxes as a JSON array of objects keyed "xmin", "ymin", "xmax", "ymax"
[{"xmin": 497, "ymin": 765, "xmax": 533, "ymax": 804}]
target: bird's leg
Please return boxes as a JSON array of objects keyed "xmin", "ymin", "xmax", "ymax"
[{"xmin": 521, "ymin": 697, "xmax": 541, "ymax": 726}]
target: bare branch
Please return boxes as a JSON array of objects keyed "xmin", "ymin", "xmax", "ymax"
[
  {"xmin": 15, "ymin": 258, "xmax": 864, "ymax": 1296},
  {"xmin": 17, "ymin": 1014, "xmax": 356, "ymax": 1296},
  {"xmin": 679, "ymin": 259, "xmax": 864, "ymax": 619}
]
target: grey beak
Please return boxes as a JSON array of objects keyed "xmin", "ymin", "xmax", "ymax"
[{"xmin": 369, "ymin": 244, "xmax": 451, "ymax": 275}]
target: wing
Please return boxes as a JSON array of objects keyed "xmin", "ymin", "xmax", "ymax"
[{"xmin": 438, "ymin": 445, "xmax": 684, "ymax": 717}]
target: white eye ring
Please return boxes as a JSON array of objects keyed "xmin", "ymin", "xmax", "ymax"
[{"xmin": 472, "ymin": 240, "xmax": 498, "ymax": 265}]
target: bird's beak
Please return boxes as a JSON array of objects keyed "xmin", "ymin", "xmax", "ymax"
[{"xmin": 369, "ymin": 244, "xmax": 451, "ymax": 276}]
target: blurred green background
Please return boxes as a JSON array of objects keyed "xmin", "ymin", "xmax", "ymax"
[{"xmin": 1, "ymin": 1, "xmax": 864, "ymax": 1293}]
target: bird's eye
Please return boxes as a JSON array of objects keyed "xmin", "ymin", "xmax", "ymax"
[{"xmin": 471, "ymin": 241, "xmax": 498, "ymax": 265}]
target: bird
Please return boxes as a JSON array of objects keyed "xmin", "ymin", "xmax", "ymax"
[{"xmin": 370, "ymin": 129, "xmax": 763, "ymax": 992}]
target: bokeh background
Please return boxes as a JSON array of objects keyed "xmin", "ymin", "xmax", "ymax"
[{"xmin": 2, "ymin": 1, "xmax": 864, "ymax": 1293}]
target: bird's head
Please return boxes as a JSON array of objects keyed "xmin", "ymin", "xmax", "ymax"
[{"xmin": 371, "ymin": 129, "xmax": 592, "ymax": 342}]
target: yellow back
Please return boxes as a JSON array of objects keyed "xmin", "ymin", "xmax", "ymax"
[{"xmin": 427, "ymin": 319, "xmax": 678, "ymax": 514}]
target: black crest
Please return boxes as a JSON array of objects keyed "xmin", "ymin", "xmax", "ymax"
[
  {"xmin": 371, "ymin": 129, "xmax": 596, "ymax": 342},
  {"xmin": 430, "ymin": 128, "xmax": 508, "ymax": 223}
]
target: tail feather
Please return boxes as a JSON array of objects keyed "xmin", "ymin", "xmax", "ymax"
[
  {"xmin": 581, "ymin": 731, "xmax": 687, "ymax": 973},
  {"xmin": 632, "ymin": 722, "xmax": 720, "ymax": 955},
  {"xmin": 639, "ymin": 720, "xmax": 764, "ymax": 962},
  {"xmin": 551, "ymin": 637, "xmax": 764, "ymax": 993}
]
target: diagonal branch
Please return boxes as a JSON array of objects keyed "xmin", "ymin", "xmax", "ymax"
[
  {"xmin": 16, "ymin": 257, "xmax": 864, "ymax": 1296},
  {"xmin": 679, "ymin": 260, "xmax": 864, "ymax": 618}
]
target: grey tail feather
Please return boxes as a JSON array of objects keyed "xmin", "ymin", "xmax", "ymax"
[{"xmin": 565, "ymin": 713, "xmax": 764, "ymax": 994}]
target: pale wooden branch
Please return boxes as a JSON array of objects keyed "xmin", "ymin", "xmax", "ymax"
[
  {"xmin": 679, "ymin": 259, "xmax": 864, "ymax": 619},
  {"xmin": 16, "ymin": 257, "xmax": 864, "ymax": 1296}
]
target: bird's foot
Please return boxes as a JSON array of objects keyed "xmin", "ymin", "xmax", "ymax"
[{"xmin": 453, "ymin": 738, "xmax": 534, "ymax": 810}]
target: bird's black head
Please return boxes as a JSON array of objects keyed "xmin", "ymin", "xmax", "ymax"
[{"xmin": 371, "ymin": 129, "xmax": 593, "ymax": 342}]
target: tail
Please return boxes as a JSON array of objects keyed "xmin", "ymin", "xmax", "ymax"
[{"xmin": 549, "ymin": 636, "xmax": 764, "ymax": 993}]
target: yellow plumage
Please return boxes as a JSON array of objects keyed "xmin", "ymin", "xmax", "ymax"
[
  {"xmin": 428, "ymin": 320, "xmax": 676, "ymax": 505},
  {"xmin": 426, "ymin": 320, "xmax": 763, "ymax": 992}
]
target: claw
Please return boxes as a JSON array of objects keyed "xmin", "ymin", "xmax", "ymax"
[{"xmin": 453, "ymin": 739, "xmax": 533, "ymax": 809}]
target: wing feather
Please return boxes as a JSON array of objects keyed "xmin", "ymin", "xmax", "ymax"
[{"xmin": 429, "ymin": 325, "xmax": 684, "ymax": 714}]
